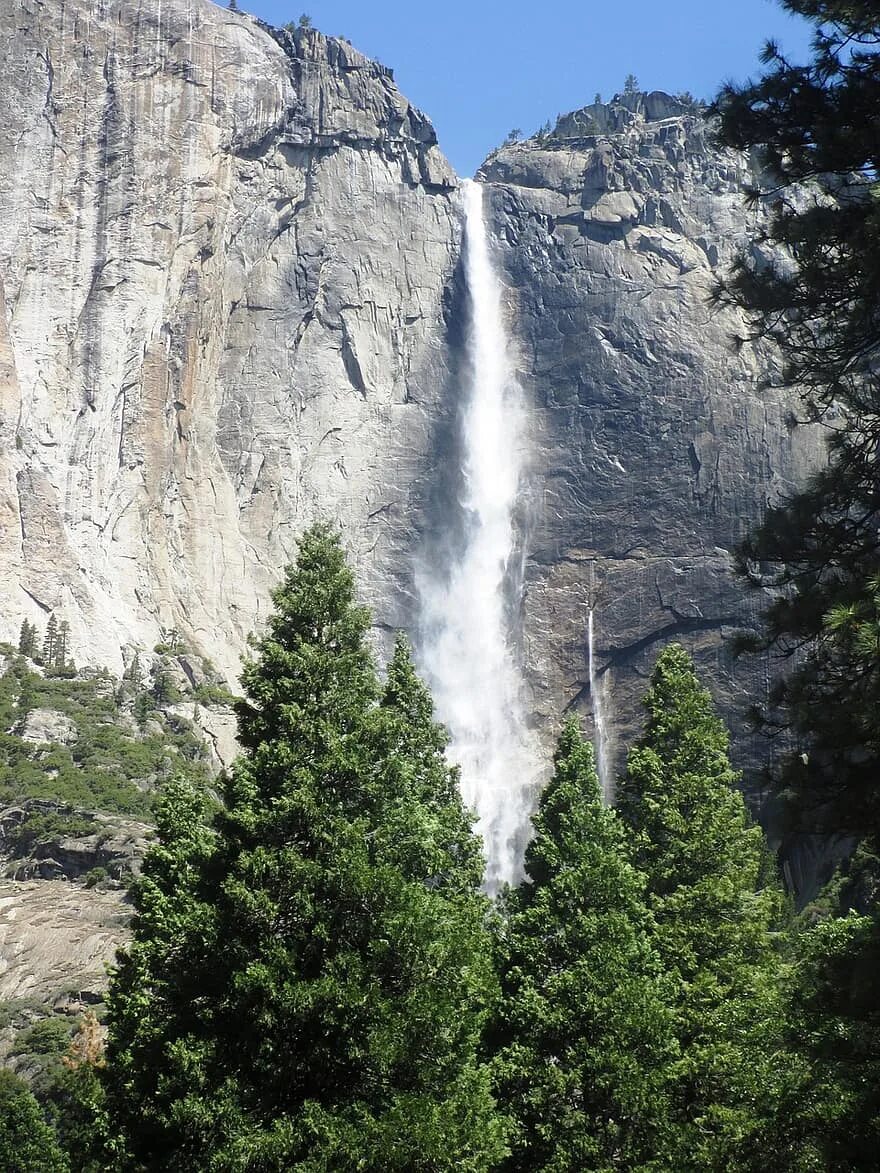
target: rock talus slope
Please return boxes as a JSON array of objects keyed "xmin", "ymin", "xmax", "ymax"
[{"xmin": 0, "ymin": 0, "xmax": 458, "ymax": 678}]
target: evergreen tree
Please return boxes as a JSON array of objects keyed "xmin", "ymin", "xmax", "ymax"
[
  {"xmin": 491, "ymin": 719, "xmax": 679, "ymax": 1171},
  {"xmin": 713, "ymin": 3, "xmax": 880, "ymax": 850},
  {"xmin": 618, "ymin": 645, "xmax": 788, "ymax": 1169},
  {"xmin": 0, "ymin": 1068, "xmax": 68, "ymax": 1173},
  {"xmin": 102, "ymin": 525, "xmax": 506, "ymax": 1170},
  {"xmin": 149, "ymin": 659, "xmax": 174, "ymax": 705},
  {"xmin": 56, "ymin": 620, "xmax": 70, "ymax": 671},
  {"xmin": 18, "ymin": 618, "xmax": 36, "ymax": 658},
  {"xmin": 43, "ymin": 613, "xmax": 58, "ymax": 667},
  {"xmin": 780, "ymin": 909, "xmax": 880, "ymax": 1169}
]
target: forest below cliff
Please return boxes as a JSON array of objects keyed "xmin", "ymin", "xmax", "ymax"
[{"xmin": 3, "ymin": 0, "xmax": 880, "ymax": 1170}]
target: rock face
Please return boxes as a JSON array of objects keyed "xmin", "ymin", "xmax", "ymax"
[
  {"xmin": 18, "ymin": 709, "xmax": 78, "ymax": 747},
  {"xmin": 476, "ymin": 93, "xmax": 822, "ymax": 791},
  {"xmin": 0, "ymin": 879, "xmax": 129, "ymax": 1001},
  {"xmin": 0, "ymin": 0, "xmax": 458, "ymax": 679},
  {"xmin": 0, "ymin": 801, "xmax": 152, "ymax": 883},
  {"xmin": 1, "ymin": 5, "xmax": 821, "ymax": 825}
]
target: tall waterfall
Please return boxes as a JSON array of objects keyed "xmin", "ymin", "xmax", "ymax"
[
  {"xmin": 587, "ymin": 608, "xmax": 612, "ymax": 801},
  {"xmin": 418, "ymin": 179, "xmax": 542, "ymax": 892}
]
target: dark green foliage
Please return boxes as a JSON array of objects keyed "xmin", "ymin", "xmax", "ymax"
[
  {"xmin": 623, "ymin": 72, "xmax": 639, "ymax": 94},
  {"xmin": 191, "ymin": 681, "xmax": 237, "ymax": 705},
  {"xmin": 12, "ymin": 1016, "xmax": 74, "ymax": 1058},
  {"xmin": 713, "ymin": 3, "xmax": 880, "ymax": 851},
  {"xmin": 101, "ymin": 525, "xmax": 506, "ymax": 1170},
  {"xmin": 18, "ymin": 619, "xmax": 37, "ymax": 658},
  {"xmin": 492, "ymin": 719, "xmax": 678, "ymax": 1171},
  {"xmin": 618, "ymin": 645, "xmax": 788, "ymax": 1168},
  {"xmin": 5, "ymin": 809, "xmax": 97, "ymax": 855},
  {"xmin": 781, "ymin": 911, "xmax": 880, "ymax": 1169},
  {"xmin": 43, "ymin": 615, "xmax": 58, "ymax": 667},
  {"xmin": 0, "ymin": 660, "xmax": 209, "ymax": 816},
  {"xmin": 148, "ymin": 659, "xmax": 177, "ymax": 705},
  {"xmin": 0, "ymin": 1068, "xmax": 68, "ymax": 1172}
]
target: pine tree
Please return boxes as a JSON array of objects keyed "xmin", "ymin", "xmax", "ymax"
[
  {"xmin": 780, "ymin": 909, "xmax": 880, "ymax": 1168},
  {"xmin": 102, "ymin": 525, "xmax": 506, "ymax": 1170},
  {"xmin": 56, "ymin": 620, "xmax": 70, "ymax": 670},
  {"xmin": 713, "ymin": 3, "xmax": 880, "ymax": 851},
  {"xmin": 17, "ymin": 618, "xmax": 36, "ymax": 658},
  {"xmin": 0, "ymin": 1069, "xmax": 68, "ymax": 1173},
  {"xmin": 491, "ymin": 719, "xmax": 679, "ymax": 1171},
  {"xmin": 43, "ymin": 613, "xmax": 58, "ymax": 667},
  {"xmin": 618, "ymin": 645, "xmax": 788, "ymax": 1168}
]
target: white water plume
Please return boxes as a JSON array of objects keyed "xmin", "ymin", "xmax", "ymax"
[
  {"xmin": 587, "ymin": 608, "xmax": 612, "ymax": 801},
  {"xmin": 418, "ymin": 179, "xmax": 543, "ymax": 892}
]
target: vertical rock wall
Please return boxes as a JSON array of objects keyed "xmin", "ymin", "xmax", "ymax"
[
  {"xmin": 478, "ymin": 94, "xmax": 823, "ymax": 791},
  {"xmin": 0, "ymin": 0, "xmax": 458, "ymax": 677},
  {"xmin": 1, "ymin": 7, "xmax": 822, "ymax": 814}
]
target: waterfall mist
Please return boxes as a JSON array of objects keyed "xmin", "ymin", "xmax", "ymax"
[{"xmin": 417, "ymin": 179, "xmax": 543, "ymax": 892}]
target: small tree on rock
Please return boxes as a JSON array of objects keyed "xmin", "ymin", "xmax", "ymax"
[
  {"xmin": 18, "ymin": 619, "xmax": 37, "ymax": 658},
  {"xmin": 43, "ymin": 613, "xmax": 58, "ymax": 666}
]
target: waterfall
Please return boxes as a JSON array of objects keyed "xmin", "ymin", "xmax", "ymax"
[
  {"xmin": 418, "ymin": 179, "xmax": 542, "ymax": 892},
  {"xmin": 587, "ymin": 608, "xmax": 612, "ymax": 801}
]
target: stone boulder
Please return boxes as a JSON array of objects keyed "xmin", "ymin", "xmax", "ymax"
[{"xmin": 18, "ymin": 709, "xmax": 77, "ymax": 746}]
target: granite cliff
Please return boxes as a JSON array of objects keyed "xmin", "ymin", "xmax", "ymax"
[
  {"xmin": 0, "ymin": 0, "xmax": 458, "ymax": 681},
  {"xmin": 477, "ymin": 94, "xmax": 822, "ymax": 811},
  {"xmin": 1, "ymin": 1, "xmax": 822, "ymax": 869}
]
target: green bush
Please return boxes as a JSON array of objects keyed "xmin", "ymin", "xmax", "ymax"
[
  {"xmin": 0, "ymin": 1068, "xmax": 67, "ymax": 1172},
  {"xmin": 12, "ymin": 1016, "xmax": 72, "ymax": 1057},
  {"xmin": 0, "ymin": 662, "xmax": 212, "ymax": 817},
  {"xmin": 5, "ymin": 810, "xmax": 97, "ymax": 854}
]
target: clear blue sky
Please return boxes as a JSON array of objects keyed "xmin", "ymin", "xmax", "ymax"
[{"xmin": 244, "ymin": 0, "xmax": 814, "ymax": 176}]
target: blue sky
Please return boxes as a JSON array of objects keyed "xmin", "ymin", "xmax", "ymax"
[{"xmin": 245, "ymin": 1, "xmax": 815, "ymax": 176}]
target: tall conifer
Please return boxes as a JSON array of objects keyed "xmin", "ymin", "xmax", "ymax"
[
  {"xmin": 102, "ymin": 524, "xmax": 505, "ymax": 1170},
  {"xmin": 618, "ymin": 644, "xmax": 788, "ymax": 1168},
  {"xmin": 492, "ymin": 719, "xmax": 678, "ymax": 1171}
]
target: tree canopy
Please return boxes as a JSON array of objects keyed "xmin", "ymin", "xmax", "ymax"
[
  {"xmin": 618, "ymin": 645, "xmax": 788, "ymax": 1169},
  {"xmin": 491, "ymin": 719, "xmax": 678, "ymax": 1171},
  {"xmin": 713, "ymin": 1, "xmax": 880, "ymax": 850},
  {"xmin": 101, "ymin": 524, "xmax": 507, "ymax": 1170},
  {"xmin": 0, "ymin": 1068, "xmax": 68, "ymax": 1173}
]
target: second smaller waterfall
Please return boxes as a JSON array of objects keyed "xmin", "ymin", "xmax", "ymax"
[{"xmin": 588, "ymin": 609, "xmax": 612, "ymax": 800}]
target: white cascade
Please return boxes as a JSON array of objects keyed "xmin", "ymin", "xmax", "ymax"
[
  {"xmin": 418, "ymin": 178, "xmax": 542, "ymax": 892},
  {"xmin": 587, "ymin": 608, "xmax": 612, "ymax": 801}
]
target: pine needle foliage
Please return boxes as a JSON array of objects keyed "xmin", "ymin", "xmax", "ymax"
[
  {"xmin": 713, "ymin": 1, "xmax": 880, "ymax": 850},
  {"xmin": 492, "ymin": 719, "xmax": 679, "ymax": 1171},
  {"xmin": 100, "ymin": 524, "xmax": 505, "ymax": 1171},
  {"xmin": 618, "ymin": 645, "xmax": 789, "ymax": 1169}
]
